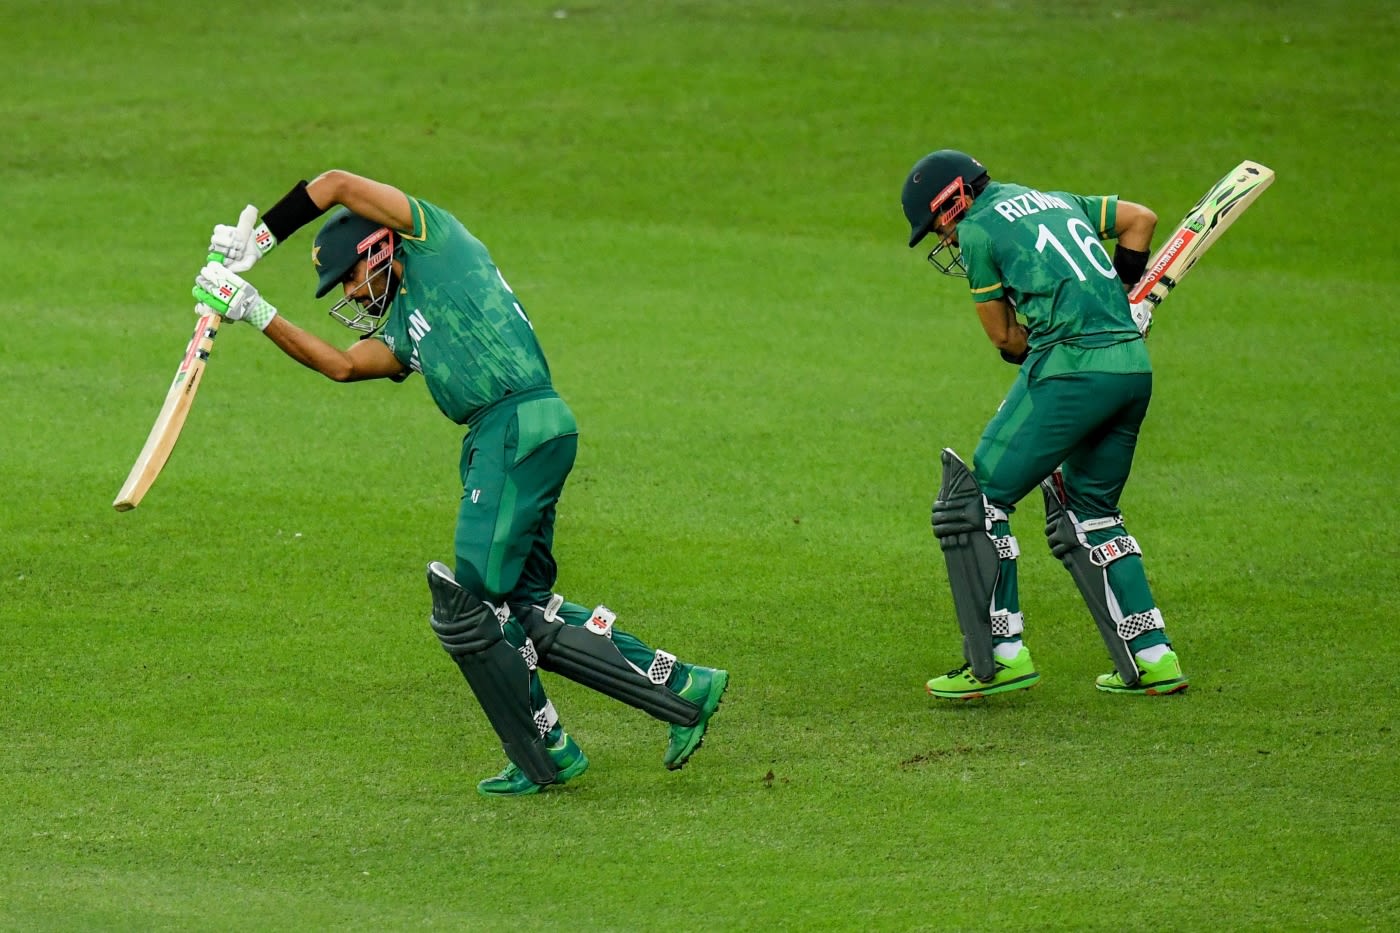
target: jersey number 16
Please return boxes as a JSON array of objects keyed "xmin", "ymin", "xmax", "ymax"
[{"xmin": 1035, "ymin": 218, "xmax": 1116, "ymax": 282}]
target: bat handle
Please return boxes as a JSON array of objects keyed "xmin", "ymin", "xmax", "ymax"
[{"xmin": 201, "ymin": 252, "xmax": 228, "ymax": 321}]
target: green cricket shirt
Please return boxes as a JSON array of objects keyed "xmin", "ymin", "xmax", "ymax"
[
  {"xmin": 375, "ymin": 197, "xmax": 553, "ymax": 424},
  {"xmin": 957, "ymin": 181, "xmax": 1150, "ymax": 376}
]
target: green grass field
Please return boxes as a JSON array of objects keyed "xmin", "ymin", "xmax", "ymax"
[{"xmin": 4, "ymin": 1, "xmax": 1398, "ymax": 929}]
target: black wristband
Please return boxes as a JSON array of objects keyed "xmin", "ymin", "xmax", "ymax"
[
  {"xmin": 1113, "ymin": 245, "xmax": 1150, "ymax": 286},
  {"xmin": 261, "ymin": 180, "xmax": 324, "ymax": 242},
  {"xmin": 1000, "ymin": 348, "xmax": 1029, "ymax": 365}
]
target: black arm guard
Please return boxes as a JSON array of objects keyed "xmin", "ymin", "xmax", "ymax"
[
  {"xmin": 1113, "ymin": 245, "xmax": 1150, "ymax": 288},
  {"xmin": 261, "ymin": 180, "xmax": 324, "ymax": 242}
]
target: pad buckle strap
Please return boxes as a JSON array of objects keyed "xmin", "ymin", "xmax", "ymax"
[
  {"xmin": 585, "ymin": 606, "xmax": 616, "ymax": 637},
  {"xmin": 990, "ymin": 610, "xmax": 1024, "ymax": 637},
  {"xmin": 994, "ymin": 534, "xmax": 1020, "ymax": 561},
  {"xmin": 1089, "ymin": 534, "xmax": 1140, "ymax": 567},
  {"xmin": 533, "ymin": 701, "xmax": 559, "ymax": 737},
  {"xmin": 520, "ymin": 638, "xmax": 539, "ymax": 671},
  {"xmin": 1078, "ymin": 514, "xmax": 1124, "ymax": 533},
  {"xmin": 647, "ymin": 649, "xmax": 677, "ymax": 685},
  {"xmin": 1116, "ymin": 608, "xmax": 1165, "ymax": 640},
  {"xmin": 542, "ymin": 594, "xmax": 565, "ymax": 623},
  {"xmin": 985, "ymin": 503, "xmax": 1011, "ymax": 526}
]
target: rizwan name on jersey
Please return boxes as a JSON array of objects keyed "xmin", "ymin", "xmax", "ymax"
[{"xmin": 992, "ymin": 191, "xmax": 1072, "ymax": 223}]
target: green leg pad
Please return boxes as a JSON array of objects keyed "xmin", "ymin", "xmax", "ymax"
[
  {"xmin": 932, "ymin": 448, "xmax": 1001, "ymax": 682},
  {"xmin": 1040, "ymin": 480, "xmax": 1141, "ymax": 688},
  {"xmin": 518, "ymin": 603, "xmax": 702, "ymax": 726},
  {"xmin": 427, "ymin": 562, "xmax": 558, "ymax": 787}
]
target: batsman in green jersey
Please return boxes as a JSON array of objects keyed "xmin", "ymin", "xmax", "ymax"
[
  {"xmin": 901, "ymin": 150, "xmax": 1189, "ymax": 699},
  {"xmin": 191, "ymin": 170, "xmax": 728, "ymax": 796}
]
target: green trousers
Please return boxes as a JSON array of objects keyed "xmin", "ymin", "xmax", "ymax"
[
  {"xmin": 454, "ymin": 390, "xmax": 578, "ymax": 608},
  {"xmin": 452, "ymin": 389, "xmax": 685, "ymax": 706},
  {"xmin": 973, "ymin": 367, "xmax": 1167, "ymax": 648}
]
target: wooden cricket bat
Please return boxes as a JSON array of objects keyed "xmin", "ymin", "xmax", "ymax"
[
  {"xmin": 112, "ymin": 311, "xmax": 222, "ymax": 511},
  {"xmin": 1129, "ymin": 159, "xmax": 1275, "ymax": 307},
  {"xmin": 114, "ymin": 207, "xmax": 257, "ymax": 512}
]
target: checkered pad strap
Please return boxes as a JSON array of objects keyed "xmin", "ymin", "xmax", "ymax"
[
  {"xmin": 519, "ymin": 638, "xmax": 539, "ymax": 670},
  {"xmin": 647, "ymin": 650, "xmax": 677, "ymax": 685},
  {"xmin": 532, "ymin": 701, "xmax": 559, "ymax": 738},
  {"xmin": 989, "ymin": 610, "xmax": 1024, "ymax": 637},
  {"xmin": 985, "ymin": 504, "xmax": 1020, "ymax": 560},
  {"xmin": 1117, "ymin": 608, "xmax": 1165, "ymax": 640},
  {"xmin": 1089, "ymin": 534, "xmax": 1140, "ymax": 567}
]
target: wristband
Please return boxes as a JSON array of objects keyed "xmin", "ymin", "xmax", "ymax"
[
  {"xmin": 247, "ymin": 298, "xmax": 279, "ymax": 331},
  {"xmin": 1113, "ymin": 245, "xmax": 1150, "ymax": 286},
  {"xmin": 261, "ymin": 180, "xmax": 324, "ymax": 243},
  {"xmin": 1000, "ymin": 348, "xmax": 1028, "ymax": 365}
]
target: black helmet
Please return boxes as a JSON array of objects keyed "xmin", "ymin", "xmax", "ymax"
[
  {"xmin": 901, "ymin": 149, "xmax": 988, "ymax": 247},
  {"xmin": 312, "ymin": 208, "xmax": 394, "ymax": 298}
]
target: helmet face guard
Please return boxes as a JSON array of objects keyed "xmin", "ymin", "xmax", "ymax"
[
  {"xmin": 923, "ymin": 177, "xmax": 975, "ymax": 278},
  {"xmin": 327, "ymin": 227, "xmax": 397, "ymax": 334}
]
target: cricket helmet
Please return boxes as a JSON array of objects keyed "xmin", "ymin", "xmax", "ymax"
[
  {"xmin": 312, "ymin": 208, "xmax": 401, "ymax": 334},
  {"xmin": 901, "ymin": 149, "xmax": 988, "ymax": 248},
  {"xmin": 312, "ymin": 208, "xmax": 396, "ymax": 299}
]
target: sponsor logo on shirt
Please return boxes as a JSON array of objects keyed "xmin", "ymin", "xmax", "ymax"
[{"xmin": 404, "ymin": 309, "xmax": 430, "ymax": 374}]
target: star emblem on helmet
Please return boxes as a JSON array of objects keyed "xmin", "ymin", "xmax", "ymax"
[{"xmin": 311, "ymin": 245, "xmax": 321, "ymax": 268}]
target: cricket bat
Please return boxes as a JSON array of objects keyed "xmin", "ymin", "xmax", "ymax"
[
  {"xmin": 113, "ymin": 206, "xmax": 257, "ymax": 511},
  {"xmin": 1129, "ymin": 159, "xmax": 1275, "ymax": 308},
  {"xmin": 112, "ymin": 311, "xmax": 223, "ymax": 511}
]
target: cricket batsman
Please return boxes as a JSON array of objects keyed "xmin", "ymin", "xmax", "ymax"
[
  {"xmin": 901, "ymin": 149, "xmax": 1189, "ymax": 698},
  {"xmin": 190, "ymin": 170, "xmax": 728, "ymax": 795}
]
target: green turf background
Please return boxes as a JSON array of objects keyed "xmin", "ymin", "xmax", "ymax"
[{"xmin": 3, "ymin": 1, "xmax": 1397, "ymax": 929}]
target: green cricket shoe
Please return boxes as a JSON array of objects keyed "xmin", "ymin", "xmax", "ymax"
[
  {"xmin": 476, "ymin": 732, "xmax": 589, "ymax": 798},
  {"xmin": 663, "ymin": 666, "xmax": 729, "ymax": 771},
  {"xmin": 1096, "ymin": 650, "xmax": 1189, "ymax": 695},
  {"xmin": 925, "ymin": 647, "xmax": 1040, "ymax": 700}
]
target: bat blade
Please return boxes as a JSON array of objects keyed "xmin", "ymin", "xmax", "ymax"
[
  {"xmin": 113, "ymin": 312, "xmax": 222, "ymax": 511},
  {"xmin": 1130, "ymin": 159, "xmax": 1275, "ymax": 307}
]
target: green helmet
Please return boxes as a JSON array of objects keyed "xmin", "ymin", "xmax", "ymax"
[
  {"xmin": 311, "ymin": 207, "xmax": 395, "ymax": 298},
  {"xmin": 901, "ymin": 149, "xmax": 988, "ymax": 247}
]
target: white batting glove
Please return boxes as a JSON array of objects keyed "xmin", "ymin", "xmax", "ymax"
[
  {"xmin": 1130, "ymin": 300, "xmax": 1153, "ymax": 338},
  {"xmin": 192, "ymin": 262, "xmax": 279, "ymax": 330},
  {"xmin": 209, "ymin": 204, "xmax": 276, "ymax": 273}
]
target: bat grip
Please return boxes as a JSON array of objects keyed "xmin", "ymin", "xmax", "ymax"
[{"xmin": 201, "ymin": 252, "xmax": 228, "ymax": 321}]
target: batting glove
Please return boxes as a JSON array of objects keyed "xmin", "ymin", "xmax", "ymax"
[
  {"xmin": 209, "ymin": 204, "xmax": 276, "ymax": 273},
  {"xmin": 193, "ymin": 262, "xmax": 278, "ymax": 331},
  {"xmin": 1130, "ymin": 300, "xmax": 1153, "ymax": 338}
]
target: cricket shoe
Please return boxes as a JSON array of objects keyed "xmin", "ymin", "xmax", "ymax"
[
  {"xmin": 477, "ymin": 732, "xmax": 589, "ymax": 798},
  {"xmin": 664, "ymin": 666, "xmax": 729, "ymax": 770},
  {"xmin": 925, "ymin": 647, "xmax": 1040, "ymax": 700},
  {"xmin": 1096, "ymin": 649, "xmax": 1189, "ymax": 695}
]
